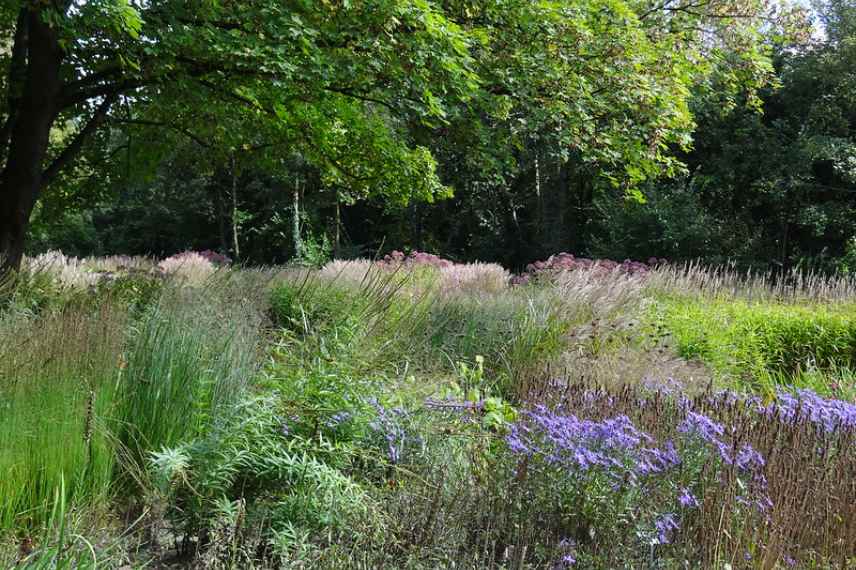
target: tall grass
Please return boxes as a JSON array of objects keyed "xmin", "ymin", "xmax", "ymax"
[
  {"xmin": 649, "ymin": 261, "xmax": 856, "ymax": 303},
  {"xmin": 115, "ymin": 274, "xmax": 268, "ymax": 476},
  {"xmin": 271, "ymin": 263, "xmax": 643, "ymax": 401},
  {"xmin": 0, "ymin": 303, "xmax": 126, "ymax": 531},
  {"xmin": 0, "ymin": 270, "xmax": 270, "ymax": 536},
  {"xmin": 650, "ymin": 294, "xmax": 856, "ymax": 397}
]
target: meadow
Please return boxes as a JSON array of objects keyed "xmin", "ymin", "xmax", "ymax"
[{"xmin": 1, "ymin": 251, "xmax": 854, "ymax": 569}]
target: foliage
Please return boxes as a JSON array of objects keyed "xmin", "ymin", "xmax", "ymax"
[
  {"xmin": 292, "ymin": 231, "xmax": 333, "ymax": 268},
  {"xmin": 654, "ymin": 294, "xmax": 856, "ymax": 396},
  {"xmin": 10, "ymin": 0, "xmax": 812, "ymax": 272},
  {"xmin": 149, "ymin": 395, "xmax": 379, "ymax": 562},
  {"xmin": 3, "ymin": 255, "xmax": 856, "ymax": 569}
]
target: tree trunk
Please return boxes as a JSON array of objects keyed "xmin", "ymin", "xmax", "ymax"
[
  {"xmin": 215, "ymin": 181, "xmax": 229, "ymax": 254},
  {"xmin": 334, "ymin": 191, "xmax": 341, "ymax": 251},
  {"xmin": 0, "ymin": 10, "xmax": 64, "ymax": 273},
  {"xmin": 0, "ymin": 195, "xmax": 29, "ymax": 273},
  {"xmin": 292, "ymin": 175, "xmax": 302, "ymax": 259},
  {"xmin": 230, "ymin": 155, "xmax": 241, "ymax": 260}
]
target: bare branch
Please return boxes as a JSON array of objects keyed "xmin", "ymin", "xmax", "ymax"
[
  {"xmin": 62, "ymin": 65, "xmax": 125, "ymax": 95},
  {"xmin": 60, "ymin": 77, "xmax": 150, "ymax": 109}
]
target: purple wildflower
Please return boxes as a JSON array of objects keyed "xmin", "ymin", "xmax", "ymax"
[
  {"xmin": 735, "ymin": 444, "xmax": 765, "ymax": 471},
  {"xmin": 368, "ymin": 398, "xmax": 408, "ymax": 464},
  {"xmin": 325, "ymin": 411, "xmax": 352, "ymax": 428},
  {"xmin": 678, "ymin": 487, "xmax": 699, "ymax": 508},
  {"xmin": 638, "ymin": 440, "xmax": 681, "ymax": 474},
  {"xmin": 677, "ymin": 411, "xmax": 734, "ymax": 464},
  {"xmin": 678, "ymin": 411, "xmax": 725, "ymax": 440},
  {"xmin": 553, "ymin": 538, "xmax": 577, "ymax": 568},
  {"xmin": 507, "ymin": 407, "xmax": 657, "ymax": 481},
  {"xmin": 737, "ymin": 490, "xmax": 774, "ymax": 513},
  {"xmin": 654, "ymin": 513, "xmax": 679, "ymax": 544},
  {"xmin": 773, "ymin": 389, "xmax": 856, "ymax": 432}
]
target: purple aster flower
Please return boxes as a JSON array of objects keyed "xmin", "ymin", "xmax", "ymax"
[
  {"xmin": 654, "ymin": 513, "xmax": 679, "ymax": 544},
  {"xmin": 760, "ymin": 389, "xmax": 856, "ymax": 432},
  {"xmin": 367, "ymin": 398, "xmax": 409, "ymax": 464},
  {"xmin": 678, "ymin": 411, "xmax": 725, "ymax": 440},
  {"xmin": 735, "ymin": 444, "xmax": 765, "ymax": 471},
  {"xmin": 678, "ymin": 487, "xmax": 699, "ymax": 508},
  {"xmin": 325, "ymin": 411, "xmax": 352, "ymax": 428},
  {"xmin": 677, "ymin": 411, "xmax": 736, "ymax": 464},
  {"xmin": 388, "ymin": 443, "xmax": 400, "ymax": 463},
  {"xmin": 553, "ymin": 538, "xmax": 577, "ymax": 568},
  {"xmin": 506, "ymin": 406, "xmax": 678, "ymax": 483},
  {"xmin": 638, "ymin": 441, "xmax": 681, "ymax": 474}
]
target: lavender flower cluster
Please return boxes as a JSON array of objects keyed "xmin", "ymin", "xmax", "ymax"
[
  {"xmin": 505, "ymin": 401, "xmax": 777, "ymax": 550},
  {"xmin": 367, "ymin": 398, "xmax": 411, "ymax": 464},
  {"xmin": 764, "ymin": 389, "xmax": 856, "ymax": 431},
  {"xmin": 507, "ymin": 407, "xmax": 672, "ymax": 482},
  {"xmin": 650, "ymin": 383, "xmax": 856, "ymax": 433}
]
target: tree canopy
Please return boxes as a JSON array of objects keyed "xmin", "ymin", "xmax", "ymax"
[{"xmin": 0, "ymin": 0, "xmax": 811, "ymax": 269}]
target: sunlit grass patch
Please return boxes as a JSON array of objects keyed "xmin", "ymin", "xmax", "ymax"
[{"xmin": 651, "ymin": 294, "xmax": 856, "ymax": 397}]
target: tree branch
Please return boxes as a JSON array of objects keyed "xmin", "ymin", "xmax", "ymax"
[
  {"xmin": 41, "ymin": 94, "xmax": 117, "ymax": 187},
  {"xmin": 322, "ymin": 86, "xmax": 397, "ymax": 112},
  {"xmin": 60, "ymin": 77, "xmax": 149, "ymax": 109},
  {"xmin": 61, "ymin": 65, "xmax": 125, "ymax": 95},
  {"xmin": 110, "ymin": 117, "xmax": 213, "ymax": 148}
]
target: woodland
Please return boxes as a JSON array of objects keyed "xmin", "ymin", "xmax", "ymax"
[{"xmin": 1, "ymin": 1, "xmax": 856, "ymax": 569}]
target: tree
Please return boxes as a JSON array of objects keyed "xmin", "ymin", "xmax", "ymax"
[
  {"xmin": 0, "ymin": 0, "xmax": 798, "ymax": 271},
  {"xmin": 0, "ymin": 0, "xmax": 475, "ymax": 271},
  {"xmin": 396, "ymin": 0, "xmax": 801, "ymax": 265}
]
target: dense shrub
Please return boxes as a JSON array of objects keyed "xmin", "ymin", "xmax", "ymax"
[
  {"xmin": 512, "ymin": 253, "xmax": 664, "ymax": 285},
  {"xmin": 149, "ymin": 395, "xmax": 381, "ymax": 563},
  {"xmin": 377, "ymin": 249, "xmax": 453, "ymax": 269}
]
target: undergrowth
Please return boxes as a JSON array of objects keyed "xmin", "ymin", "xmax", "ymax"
[{"xmin": 2, "ymin": 258, "xmax": 855, "ymax": 568}]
